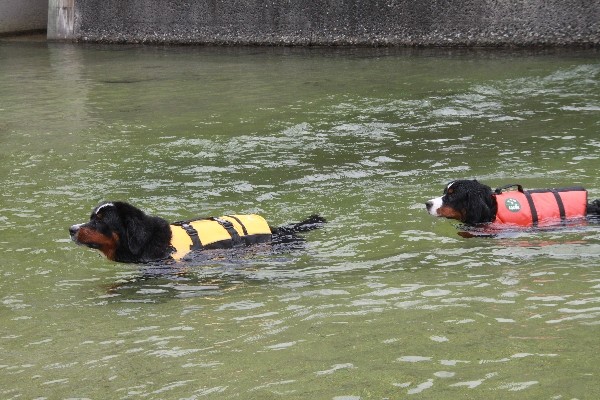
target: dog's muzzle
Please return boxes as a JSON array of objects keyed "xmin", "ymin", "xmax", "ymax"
[
  {"xmin": 425, "ymin": 197, "xmax": 443, "ymax": 216},
  {"xmin": 69, "ymin": 224, "xmax": 82, "ymax": 241}
]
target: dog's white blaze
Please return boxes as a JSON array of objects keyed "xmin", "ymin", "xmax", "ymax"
[
  {"xmin": 95, "ymin": 202, "xmax": 114, "ymax": 214},
  {"xmin": 425, "ymin": 181, "xmax": 455, "ymax": 216},
  {"xmin": 427, "ymin": 196, "xmax": 443, "ymax": 216}
]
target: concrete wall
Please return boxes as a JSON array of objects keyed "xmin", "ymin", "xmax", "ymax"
[
  {"xmin": 60, "ymin": 0, "xmax": 600, "ymax": 46},
  {"xmin": 0, "ymin": 0, "xmax": 47, "ymax": 35},
  {"xmin": 47, "ymin": 0, "xmax": 74, "ymax": 40}
]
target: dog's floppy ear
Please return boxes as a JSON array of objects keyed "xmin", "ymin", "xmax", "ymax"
[
  {"xmin": 465, "ymin": 191, "xmax": 494, "ymax": 224},
  {"xmin": 112, "ymin": 202, "xmax": 151, "ymax": 256},
  {"xmin": 123, "ymin": 214, "xmax": 151, "ymax": 256}
]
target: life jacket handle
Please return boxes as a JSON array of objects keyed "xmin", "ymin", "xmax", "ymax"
[
  {"xmin": 171, "ymin": 217, "xmax": 212, "ymax": 226},
  {"xmin": 494, "ymin": 184, "xmax": 524, "ymax": 195}
]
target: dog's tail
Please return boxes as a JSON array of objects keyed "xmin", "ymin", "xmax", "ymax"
[
  {"xmin": 274, "ymin": 214, "xmax": 327, "ymax": 235},
  {"xmin": 587, "ymin": 199, "xmax": 600, "ymax": 216}
]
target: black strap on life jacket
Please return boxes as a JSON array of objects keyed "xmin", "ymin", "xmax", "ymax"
[
  {"xmin": 550, "ymin": 189, "xmax": 566, "ymax": 222},
  {"xmin": 522, "ymin": 191, "xmax": 539, "ymax": 227},
  {"xmin": 181, "ymin": 222, "xmax": 203, "ymax": 251},
  {"xmin": 495, "ymin": 184, "xmax": 540, "ymax": 226},
  {"xmin": 225, "ymin": 215, "xmax": 249, "ymax": 235},
  {"xmin": 212, "ymin": 217, "xmax": 244, "ymax": 247}
]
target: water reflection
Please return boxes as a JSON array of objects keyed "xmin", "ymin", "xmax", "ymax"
[
  {"xmin": 102, "ymin": 243, "xmax": 316, "ymax": 302},
  {"xmin": 107, "ymin": 275, "xmax": 232, "ymax": 302}
]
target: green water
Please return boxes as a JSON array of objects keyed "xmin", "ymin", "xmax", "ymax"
[{"xmin": 1, "ymin": 38, "xmax": 600, "ymax": 399}]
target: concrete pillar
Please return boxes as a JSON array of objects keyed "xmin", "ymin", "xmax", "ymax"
[{"xmin": 48, "ymin": 0, "xmax": 75, "ymax": 40}]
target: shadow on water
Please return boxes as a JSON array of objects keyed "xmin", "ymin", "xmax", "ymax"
[
  {"xmin": 104, "ymin": 241, "xmax": 311, "ymax": 303},
  {"xmin": 456, "ymin": 215, "xmax": 600, "ymax": 239},
  {"xmin": 99, "ymin": 78, "xmax": 159, "ymax": 84}
]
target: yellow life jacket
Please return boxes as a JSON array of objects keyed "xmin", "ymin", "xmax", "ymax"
[{"xmin": 169, "ymin": 214, "xmax": 272, "ymax": 260}]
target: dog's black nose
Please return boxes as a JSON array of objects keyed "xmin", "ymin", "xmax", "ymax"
[
  {"xmin": 425, "ymin": 201, "xmax": 433, "ymax": 210},
  {"xmin": 69, "ymin": 225, "xmax": 80, "ymax": 237}
]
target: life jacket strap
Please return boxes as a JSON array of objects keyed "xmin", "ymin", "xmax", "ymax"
[
  {"xmin": 180, "ymin": 222, "xmax": 203, "ymax": 251},
  {"xmin": 550, "ymin": 189, "xmax": 566, "ymax": 222},
  {"xmin": 522, "ymin": 191, "xmax": 539, "ymax": 226},
  {"xmin": 226, "ymin": 215, "xmax": 249, "ymax": 235},
  {"xmin": 213, "ymin": 217, "xmax": 244, "ymax": 247}
]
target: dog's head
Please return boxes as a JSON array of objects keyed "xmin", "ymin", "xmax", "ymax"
[
  {"xmin": 425, "ymin": 180, "xmax": 495, "ymax": 224},
  {"xmin": 69, "ymin": 201, "xmax": 170, "ymax": 262}
]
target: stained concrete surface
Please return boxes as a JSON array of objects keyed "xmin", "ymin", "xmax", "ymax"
[{"xmin": 70, "ymin": 0, "xmax": 600, "ymax": 46}]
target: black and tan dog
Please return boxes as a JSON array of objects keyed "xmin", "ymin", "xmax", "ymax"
[
  {"xmin": 426, "ymin": 180, "xmax": 600, "ymax": 227},
  {"xmin": 70, "ymin": 201, "xmax": 325, "ymax": 263}
]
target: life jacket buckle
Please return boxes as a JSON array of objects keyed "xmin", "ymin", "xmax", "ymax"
[{"xmin": 180, "ymin": 222, "xmax": 203, "ymax": 251}]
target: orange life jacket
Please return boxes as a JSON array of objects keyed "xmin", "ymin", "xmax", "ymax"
[{"xmin": 493, "ymin": 185, "xmax": 587, "ymax": 227}]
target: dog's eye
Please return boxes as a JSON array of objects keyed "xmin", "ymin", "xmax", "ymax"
[{"xmin": 444, "ymin": 188, "xmax": 454, "ymax": 199}]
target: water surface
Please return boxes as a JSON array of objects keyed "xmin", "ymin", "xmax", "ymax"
[{"xmin": 1, "ymin": 39, "xmax": 600, "ymax": 398}]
